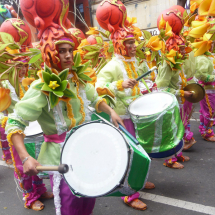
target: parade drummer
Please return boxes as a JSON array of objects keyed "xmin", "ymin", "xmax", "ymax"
[
  {"xmin": 155, "ymin": 6, "xmax": 192, "ymax": 169},
  {"xmin": 4, "ymin": 21, "xmax": 125, "ymax": 215},
  {"xmin": 95, "ymin": 2, "xmax": 156, "ymax": 210}
]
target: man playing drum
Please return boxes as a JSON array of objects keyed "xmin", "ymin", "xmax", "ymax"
[
  {"xmin": 4, "ymin": 22, "xmax": 125, "ymax": 215},
  {"xmin": 95, "ymin": 2, "xmax": 156, "ymax": 209}
]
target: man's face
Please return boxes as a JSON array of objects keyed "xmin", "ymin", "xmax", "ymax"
[
  {"xmin": 124, "ymin": 39, "xmax": 136, "ymax": 57},
  {"xmin": 18, "ymin": 64, "xmax": 28, "ymax": 78},
  {"xmin": 58, "ymin": 43, "xmax": 73, "ymax": 70}
]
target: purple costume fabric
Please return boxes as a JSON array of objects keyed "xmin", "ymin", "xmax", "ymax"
[
  {"xmin": 0, "ymin": 126, "xmax": 11, "ymax": 160},
  {"xmin": 199, "ymin": 93, "xmax": 215, "ymax": 138},
  {"xmin": 50, "ymin": 175, "xmax": 95, "ymax": 215},
  {"xmin": 12, "ymin": 146, "xmax": 47, "ymax": 207},
  {"xmin": 121, "ymin": 118, "xmax": 140, "ymax": 202},
  {"xmin": 181, "ymin": 100, "xmax": 193, "ymax": 141}
]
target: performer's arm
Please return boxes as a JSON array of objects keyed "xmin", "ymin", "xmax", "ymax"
[
  {"xmin": 195, "ymin": 56, "xmax": 215, "ymax": 82},
  {"xmin": 11, "ymin": 133, "xmax": 40, "ymax": 175},
  {"xmin": 98, "ymin": 101, "xmax": 125, "ymax": 128}
]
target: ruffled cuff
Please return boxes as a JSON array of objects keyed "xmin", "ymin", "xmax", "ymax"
[
  {"xmin": 1, "ymin": 117, "xmax": 8, "ymax": 129},
  {"xmin": 5, "ymin": 118, "xmax": 26, "ymax": 135},
  {"xmin": 116, "ymin": 80, "xmax": 124, "ymax": 91},
  {"xmin": 95, "ymin": 98, "xmax": 107, "ymax": 113},
  {"xmin": 7, "ymin": 129, "xmax": 25, "ymax": 146}
]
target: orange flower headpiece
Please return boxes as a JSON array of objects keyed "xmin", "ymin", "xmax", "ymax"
[{"xmin": 96, "ymin": 0, "xmax": 134, "ymax": 55}]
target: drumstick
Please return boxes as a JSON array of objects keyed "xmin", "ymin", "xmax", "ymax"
[
  {"xmin": 88, "ymin": 106, "xmax": 139, "ymax": 145},
  {"xmin": 136, "ymin": 66, "xmax": 158, "ymax": 81},
  {"xmin": 36, "ymin": 164, "xmax": 69, "ymax": 174}
]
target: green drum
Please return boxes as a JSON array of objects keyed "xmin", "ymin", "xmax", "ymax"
[
  {"xmin": 128, "ymin": 92, "xmax": 184, "ymax": 158},
  {"xmin": 24, "ymin": 121, "xmax": 48, "ymax": 178},
  {"xmin": 61, "ymin": 120, "xmax": 151, "ymax": 197}
]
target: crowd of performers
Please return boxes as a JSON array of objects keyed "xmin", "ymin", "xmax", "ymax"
[{"xmin": 0, "ymin": 0, "xmax": 215, "ymax": 214}]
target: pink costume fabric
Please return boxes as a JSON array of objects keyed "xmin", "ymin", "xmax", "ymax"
[
  {"xmin": 11, "ymin": 146, "xmax": 47, "ymax": 207},
  {"xmin": 0, "ymin": 126, "xmax": 11, "ymax": 160},
  {"xmin": 121, "ymin": 118, "xmax": 140, "ymax": 202},
  {"xmin": 199, "ymin": 93, "xmax": 215, "ymax": 138},
  {"xmin": 181, "ymin": 100, "xmax": 193, "ymax": 141},
  {"xmin": 44, "ymin": 132, "xmax": 95, "ymax": 215}
]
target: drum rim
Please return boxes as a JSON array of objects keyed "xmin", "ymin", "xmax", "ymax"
[
  {"xmin": 128, "ymin": 92, "xmax": 174, "ymax": 117},
  {"xmin": 25, "ymin": 133, "xmax": 43, "ymax": 138},
  {"xmin": 60, "ymin": 120, "xmax": 131, "ymax": 198}
]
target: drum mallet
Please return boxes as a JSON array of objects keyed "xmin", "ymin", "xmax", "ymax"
[
  {"xmin": 136, "ymin": 66, "xmax": 158, "ymax": 81},
  {"xmin": 36, "ymin": 164, "xmax": 69, "ymax": 174}
]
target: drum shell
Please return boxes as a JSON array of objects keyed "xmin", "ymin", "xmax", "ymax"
[
  {"xmin": 106, "ymin": 134, "xmax": 151, "ymax": 197},
  {"xmin": 61, "ymin": 121, "xmax": 151, "ymax": 198},
  {"xmin": 129, "ymin": 92, "xmax": 184, "ymax": 155}
]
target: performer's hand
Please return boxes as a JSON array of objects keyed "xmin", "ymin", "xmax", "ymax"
[
  {"xmin": 110, "ymin": 110, "xmax": 125, "ymax": 128},
  {"xmin": 23, "ymin": 157, "xmax": 40, "ymax": 176},
  {"xmin": 122, "ymin": 79, "xmax": 138, "ymax": 89},
  {"xmin": 184, "ymin": 91, "xmax": 193, "ymax": 100}
]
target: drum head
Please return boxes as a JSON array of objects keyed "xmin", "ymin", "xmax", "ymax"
[
  {"xmin": 129, "ymin": 92, "xmax": 174, "ymax": 116},
  {"xmin": 61, "ymin": 122, "xmax": 129, "ymax": 197},
  {"xmin": 25, "ymin": 121, "xmax": 43, "ymax": 137}
]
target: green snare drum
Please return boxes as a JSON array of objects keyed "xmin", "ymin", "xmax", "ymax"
[
  {"xmin": 128, "ymin": 92, "xmax": 184, "ymax": 158},
  {"xmin": 24, "ymin": 121, "xmax": 48, "ymax": 178},
  {"xmin": 61, "ymin": 120, "xmax": 151, "ymax": 197}
]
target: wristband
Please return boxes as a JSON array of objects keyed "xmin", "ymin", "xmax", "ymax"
[{"xmin": 22, "ymin": 156, "xmax": 31, "ymax": 165}]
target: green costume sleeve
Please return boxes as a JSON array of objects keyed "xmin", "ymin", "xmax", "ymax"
[
  {"xmin": 184, "ymin": 51, "xmax": 196, "ymax": 83},
  {"xmin": 155, "ymin": 61, "xmax": 181, "ymax": 97},
  {"xmin": 195, "ymin": 55, "xmax": 215, "ymax": 82},
  {"xmin": 138, "ymin": 61, "xmax": 149, "ymax": 76},
  {"xmin": 5, "ymin": 80, "xmax": 48, "ymax": 134}
]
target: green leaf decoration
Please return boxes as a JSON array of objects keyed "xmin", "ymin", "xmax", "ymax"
[
  {"xmin": 136, "ymin": 41, "xmax": 145, "ymax": 51},
  {"xmin": 42, "ymin": 71, "xmax": 51, "ymax": 84},
  {"xmin": 0, "ymin": 32, "xmax": 14, "ymax": 44},
  {"xmin": 74, "ymin": 52, "xmax": 81, "ymax": 67},
  {"xmin": 44, "ymin": 64, "xmax": 52, "ymax": 74},
  {"xmin": 105, "ymin": 31, "xmax": 111, "ymax": 38},
  {"xmin": 56, "ymin": 80, "xmax": 68, "ymax": 91},
  {"xmin": 0, "ymin": 52, "xmax": 15, "ymax": 62},
  {"xmin": 59, "ymin": 68, "xmax": 69, "ymax": 81},
  {"xmin": 136, "ymin": 49, "xmax": 145, "ymax": 59},
  {"xmin": 53, "ymin": 91, "xmax": 64, "ymax": 97},
  {"xmin": 95, "ymin": 36, "xmax": 103, "ymax": 44},
  {"xmin": 41, "ymin": 83, "xmax": 53, "ymax": 92},
  {"xmin": 151, "ymin": 51, "xmax": 156, "ymax": 62},
  {"xmin": 79, "ymin": 73, "xmax": 92, "ymax": 81},
  {"xmin": 29, "ymin": 48, "xmax": 41, "ymax": 53},
  {"xmin": 6, "ymin": 43, "xmax": 20, "ymax": 50},
  {"xmin": 8, "ymin": 67, "xmax": 19, "ymax": 96},
  {"xmin": 83, "ymin": 51, "xmax": 99, "ymax": 60},
  {"xmin": 92, "ymin": 53, "xmax": 99, "ymax": 67},
  {"xmin": 98, "ymin": 30, "xmax": 109, "ymax": 39},
  {"xmin": 51, "ymin": 73, "xmax": 61, "ymax": 85},
  {"xmin": 108, "ymin": 44, "xmax": 114, "ymax": 53},
  {"xmin": 49, "ymin": 92, "xmax": 59, "ymax": 109},
  {"xmin": 82, "ymin": 45, "xmax": 100, "ymax": 52},
  {"xmin": 0, "ymin": 44, "xmax": 10, "ymax": 53},
  {"xmin": 34, "ymin": 82, "xmax": 44, "ymax": 90},
  {"xmin": 76, "ymin": 61, "xmax": 90, "ymax": 75},
  {"xmin": 28, "ymin": 53, "xmax": 42, "ymax": 64},
  {"xmin": 63, "ymin": 88, "xmax": 76, "ymax": 98},
  {"xmin": 142, "ymin": 30, "xmax": 152, "ymax": 40}
]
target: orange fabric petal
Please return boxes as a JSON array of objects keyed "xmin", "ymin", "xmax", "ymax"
[
  {"xmin": 165, "ymin": 21, "xmax": 173, "ymax": 37},
  {"xmin": 96, "ymin": 87, "xmax": 115, "ymax": 98},
  {"xmin": 159, "ymin": 14, "xmax": 166, "ymax": 30},
  {"xmin": 188, "ymin": 22, "xmax": 211, "ymax": 38}
]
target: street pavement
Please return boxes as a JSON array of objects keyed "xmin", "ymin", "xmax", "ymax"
[{"xmin": 0, "ymin": 103, "xmax": 214, "ymax": 215}]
